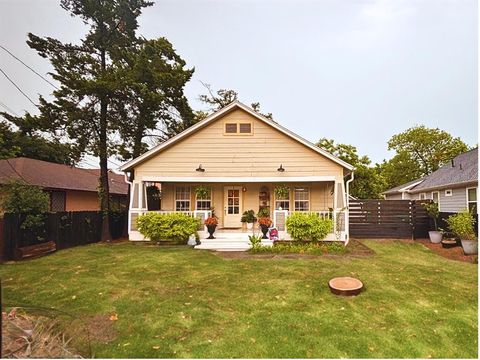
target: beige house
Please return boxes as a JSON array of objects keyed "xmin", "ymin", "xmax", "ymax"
[{"xmin": 121, "ymin": 101, "xmax": 354, "ymax": 249}]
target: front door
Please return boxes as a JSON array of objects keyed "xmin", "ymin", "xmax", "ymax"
[{"xmin": 224, "ymin": 186, "xmax": 242, "ymax": 228}]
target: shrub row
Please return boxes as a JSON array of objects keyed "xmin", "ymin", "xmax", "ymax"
[
  {"xmin": 137, "ymin": 212, "xmax": 200, "ymax": 243},
  {"xmin": 285, "ymin": 212, "xmax": 333, "ymax": 241}
]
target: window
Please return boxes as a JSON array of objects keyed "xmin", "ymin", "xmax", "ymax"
[
  {"xmin": 275, "ymin": 189, "xmax": 290, "ymax": 211},
  {"xmin": 419, "ymin": 193, "xmax": 426, "ymax": 200},
  {"xmin": 196, "ymin": 187, "xmax": 212, "ymax": 210},
  {"xmin": 445, "ymin": 189, "xmax": 453, "ymax": 197},
  {"xmin": 467, "ymin": 187, "xmax": 477, "ymax": 213},
  {"xmin": 175, "ymin": 186, "xmax": 191, "ymax": 211},
  {"xmin": 432, "ymin": 191, "xmax": 439, "ymax": 204},
  {"xmin": 145, "ymin": 182, "xmax": 161, "ymax": 211},
  {"xmin": 225, "ymin": 123, "xmax": 237, "ymax": 134},
  {"xmin": 294, "ymin": 187, "xmax": 310, "ymax": 211},
  {"xmin": 239, "ymin": 123, "xmax": 252, "ymax": 133},
  {"xmin": 50, "ymin": 191, "xmax": 66, "ymax": 211}
]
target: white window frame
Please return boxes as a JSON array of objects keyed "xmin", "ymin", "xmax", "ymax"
[
  {"xmin": 431, "ymin": 191, "xmax": 440, "ymax": 210},
  {"xmin": 466, "ymin": 187, "xmax": 477, "ymax": 214},
  {"xmin": 294, "ymin": 187, "xmax": 310, "ymax": 211},
  {"xmin": 175, "ymin": 186, "xmax": 191, "ymax": 211},
  {"xmin": 445, "ymin": 189, "xmax": 453, "ymax": 197},
  {"xmin": 195, "ymin": 187, "xmax": 212, "ymax": 210},
  {"xmin": 419, "ymin": 193, "xmax": 426, "ymax": 200}
]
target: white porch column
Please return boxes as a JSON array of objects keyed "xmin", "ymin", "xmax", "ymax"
[{"xmin": 128, "ymin": 181, "xmax": 147, "ymax": 241}]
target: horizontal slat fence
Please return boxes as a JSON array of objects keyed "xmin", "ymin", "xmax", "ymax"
[
  {"xmin": 349, "ymin": 199, "xmax": 432, "ymax": 239},
  {"xmin": 1, "ymin": 211, "xmax": 127, "ymax": 261}
]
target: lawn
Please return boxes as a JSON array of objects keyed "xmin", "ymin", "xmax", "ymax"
[{"xmin": 0, "ymin": 240, "xmax": 477, "ymax": 358}]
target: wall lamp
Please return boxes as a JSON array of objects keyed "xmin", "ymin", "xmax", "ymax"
[
  {"xmin": 277, "ymin": 164, "xmax": 285, "ymax": 172},
  {"xmin": 196, "ymin": 164, "xmax": 205, "ymax": 172}
]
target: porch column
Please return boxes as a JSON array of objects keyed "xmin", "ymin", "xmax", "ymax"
[{"xmin": 128, "ymin": 181, "xmax": 148, "ymax": 241}]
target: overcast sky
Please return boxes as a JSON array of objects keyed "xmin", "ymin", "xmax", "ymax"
[{"xmin": 0, "ymin": 0, "xmax": 477, "ymax": 168}]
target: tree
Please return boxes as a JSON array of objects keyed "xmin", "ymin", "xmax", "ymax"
[
  {"xmin": 0, "ymin": 115, "xmax": 80, "ymax": 165},
  {"xmin": 113, "ymin": 37, "xmax": 195, "ymax": 160},
  {"xmin": 197, "ymin": 83, "xmax": 273, "ymax": 120},
  {"xmin": 388, "ymin": 125, "xmax": 470, "ymax": 176},
  {"xmin": 317, "ymin": 138, "xmax": 386, "ymax": 199},
  {"xmin": 27, "ymin": 0, "xmax": 153, "ymax": 240},
  {"xmin": 375, "ymin": 151, "xmax": 423, "ymax": 190}
]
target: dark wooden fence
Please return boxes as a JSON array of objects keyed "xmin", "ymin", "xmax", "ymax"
[
  {"xmin": 1, "ymin": 211, "xmax": 127, "ymax": 261},
  {"xmin": 349, "ymin": 199, "xmax": 431, "ymax": 239}
]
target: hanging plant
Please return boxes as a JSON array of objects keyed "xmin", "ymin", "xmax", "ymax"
[
  {"xmin": 274, "ymin": 184, "xmax": 290, "ymax": 199},
  {"xmin": 146, "ymin": 185, "xmax": 161, "ymax": 200},
  {"xmin": 195, "ymin": 185, "xmax": 210, "ymax": 199}
]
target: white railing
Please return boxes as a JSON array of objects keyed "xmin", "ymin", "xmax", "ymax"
[{"xmin": 273, "ymin": 209, "xmax": 348, "ymax": 242}]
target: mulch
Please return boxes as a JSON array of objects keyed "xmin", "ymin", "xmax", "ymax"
[{"xmin": 415, "ymin": 238, "xmax": 478, "ymax": 264}]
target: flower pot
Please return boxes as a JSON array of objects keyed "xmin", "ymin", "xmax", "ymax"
[
  {"xmin": 206, "ymin": 224, "xmax": 217, "ymax": 239},
  {"xmin": 260, "ymin": 224, "xmax": 269, "ymax": 239},
  {"xmin": 246, "ymin": 222, "xmax": 254, "ymax": 230},
  {"xmin": 461, "ymin": 239, "xmax": 478, "ymax": 255},
  {"xmin": 428, "ymin": 231, "xmax": 443, "ymax": 244}
]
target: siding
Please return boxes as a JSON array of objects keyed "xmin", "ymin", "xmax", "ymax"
[
  {"xmin": 134, "ymin": 108, "xmax": 344, "ymax": 181},
  {"xmin": 385, "ymin": 193, "xmax": 403, "ymax": 200},
  {"xmin": 438, "ymin": 187, "xmax": 468, "ymax": 212}
]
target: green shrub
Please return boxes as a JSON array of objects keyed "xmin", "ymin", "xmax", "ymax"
[
  {"xmin": 137, "ymin": 212, "xmax": 200, "ymax": 243},
  {"xmin": 446, "ymin": 210, "xmax": 477, "ymax": 241},
  {"xmin": 248, "ymin": 234, "xmax": 263, "ymax": 250},
  {"xmin": 285, "ymin": 212, "xmax": 333, "ymax": 241}
]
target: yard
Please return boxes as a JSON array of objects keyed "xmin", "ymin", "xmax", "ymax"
[{"xmin": 0, "ymin": 240, "xmax": 477, "ymax": 358}]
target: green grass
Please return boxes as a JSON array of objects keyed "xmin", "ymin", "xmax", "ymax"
[{"xmin": 1, "ymin": 240, "xmax": 477, "ymax": 358}]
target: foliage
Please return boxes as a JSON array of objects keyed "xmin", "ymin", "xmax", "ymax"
[
  {"xmin": 274, "ymin": 184, "xmax": 290, "ymax": 199},
  {"xmin": 423, "ymin": 202, "xmax": 440, "ymax": 231},
  {"xmin": 446, "ymin": 210, "xmax": 477, "ymax": 241},
  {"xmin": 285, "ymin": 212, "xmax": 333, "ymax": 241},
  {"xmin": 137, "ymin": 212, "xmax": 200, "ymax": 242},
  {"xmin": 317, "ymin": 138, "xmax": 385, "ymax": 198},
  {"xmin": 0, "ymin": 118, "xmax": 79, "ymax": 165},
  {"xmin": 249, "ymin": 241, "xmax": 346, "ymax": 255},
  {"xmin": 204, "ymin": 216, "xmax": 218, "ymax": 226},
  {"xmin": 248, "ymin": 234, "xmax": 263, "ymax": 249},
  {"xmin": 196, "ymin": 83, "xmax": 273, "ymax": 120},
  {"xmin": 146, "ymin": 185, "xmax": 161, "ymax": 199},
  {"xmin": 241, "ymin": 209, "xmax": 257, "ymax": 223},
  {"xmin": 194, "ymin": 185, "xmax": 210, "ymax": 200},
  {"xmin": 258, "ymin": 217, "xmax": 272, "ymax": 227},
  {"xmin": 257, "ymin": 207, "xmax": 270, "ymax": 218},
  {"xmin": 0, "ymin": 180, "xmax": 49, "ymax": 214},
  {"xmin": 388, "ymin": 125, "xmax": 470, "ymax": 176},
  {"xmin": 375, "ymin": 151, "xmax": 423, "ymax": 190}
]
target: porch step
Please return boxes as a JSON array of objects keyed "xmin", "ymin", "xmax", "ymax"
[{"xmin": 194, "ymin": 237, "xmax": 274, "ymax": 251}]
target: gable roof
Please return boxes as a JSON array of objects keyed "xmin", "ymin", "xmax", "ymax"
[
  {"xmin": 410, "ymin": 148, "xmax": 478, "ymax": 192},
  {"xmin": 0, "ymin": 157, "xmax": 128, "ymax": 195},
  {"xmin": 382, "ymin": 178, "xmax": 424, "ymax": 195},
  {"xmin": 120, "ymin": 100, "xmax": 354, "ymax": 171}
]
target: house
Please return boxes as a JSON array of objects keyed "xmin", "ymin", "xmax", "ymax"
[
  {"xmin": 382, "ymin": 148, "xmax": 478, "ymax": 213},
  {"xmin": 120, "ymin": 101, "xmax": 355, "ymax": 249},
  {"xmin": 0, "ymin": 157, "xmax": 128, "ymax": 211}
]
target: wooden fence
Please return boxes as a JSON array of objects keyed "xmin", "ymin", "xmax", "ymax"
[
  {"xmin": 349, "ymin": 199, "xmax": 431, "ymax": 239},
  {"xmin": 1, "ymin": 211, "xmax": 127, "ymax": 261}
]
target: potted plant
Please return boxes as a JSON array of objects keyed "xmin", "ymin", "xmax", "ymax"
[
  {"xmin": 446, "ymin": 210, "xmax": 477, "ymax": 255},
  {"xmin": 274, "ymin": 184, "xmax": 290, "ymax": 200},
  {"xmin": 258, "ymin": 216, "xmax": 272, "ymax": 239},
  {"xmin": 204, "ymin": 216, "xmax": 218, "ymax": 239},
  {"xmin": 423, "ymin": 202, "xmax": 442, "ymax": 243},
  {"xmin": 195, "ymin": 185, "xmax": 210, "ymax": 199},
  {"xmin": 241, "ymin": 210, "xmax": 257, "ymax": 229}
]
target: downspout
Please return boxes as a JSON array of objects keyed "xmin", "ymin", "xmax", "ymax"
[{"xmin": 345, "ymin": 170, "xmax": 355, "ymax": 246}]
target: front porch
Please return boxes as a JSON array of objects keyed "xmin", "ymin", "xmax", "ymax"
[{"xmin": 127, "ymin": 177, "xmax": 349, "ymax": 249}]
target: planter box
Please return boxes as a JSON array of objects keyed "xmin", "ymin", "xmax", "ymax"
[{"xmin": 13, "ymin": 241, "xmax": 56, "ymax": 260}]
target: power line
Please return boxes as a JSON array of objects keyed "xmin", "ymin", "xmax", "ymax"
[
  {"xmin": 0, "ymin": 100, "xmax": 18, "ymax": 116},
  {"xmin": 0, "ymin": 44, "xmax": 59, "ymax": 90},
  {"xmin": 0, "ymin": 66, "xmax": 39, "ymax": 109}
]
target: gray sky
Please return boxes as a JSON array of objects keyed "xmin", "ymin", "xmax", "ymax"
[{"xmin": 0, "ymin": 0, "xmax": 477, "ymax": 168}]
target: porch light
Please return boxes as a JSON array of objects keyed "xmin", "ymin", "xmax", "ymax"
[
  {"xmin": 196, "ymin": 164, "xmax": 205, "ymax": 172},
  {"xmin": 277, "ymin": 164, "xmax": 285, "ymax": 172}
]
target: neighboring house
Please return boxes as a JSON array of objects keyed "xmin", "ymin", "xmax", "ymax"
[
  {"xmin": 382, "ymin": 148, "xmax": 478, "ymax": 213},
  {"xmin": 0, "ymin": 157, "xmax": 128, "ymax": 211},
  {"xmin": 121, "ymin": 101, "xmax": 354, "ymax": 247}
]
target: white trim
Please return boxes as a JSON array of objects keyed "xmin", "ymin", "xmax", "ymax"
[
  {"xmin": 120, "ymin": 101, "xmax": 354, "ymax": 171},
  {"xmin": 466, "ymin": 187, "xmax": 478, "ymax": 213},
  {"xmin": 139, "ymin": 176, "xmax": 337, "ymax": 183},
  {"xmin": 445, "ymin": 189, "xmax": 453, "ymax": 197},
  {"xmin": 431, "ymin": 191, "xmax": 440, "ymax": 210},
  {"xmin": 419, "ymin": 192, "xmax": 427, "ymax": 200},
  {"xmin": 398, "ymin": 180, "xmax": 424, "ymax": 192}
]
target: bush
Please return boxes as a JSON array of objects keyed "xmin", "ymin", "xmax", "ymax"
[
  {"xmin": 137, "ymin": 212, "xmax": 200, "ymax": 243},
  {"xmin": 285, "ymin": 212, "xmax": 333, "ymax": 241},
  {"xmin": 446, "ymin": 210, "xmax": 477, "ymax": 241}
]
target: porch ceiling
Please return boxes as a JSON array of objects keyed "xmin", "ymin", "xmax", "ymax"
[{"xmin": 140, "ymin": 176, "xmax": 337, "ymax": 183}]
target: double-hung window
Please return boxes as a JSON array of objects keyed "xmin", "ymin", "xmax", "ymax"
[
  {"xmin": 467, "ymin": 187, "xmax": 477, "ymax": 213},
  {"xmin": 294, "ymin": 187, "xmax": 310, "ymax": 211},
  {"xmin": 175, "ymin": 186, "xmax": 191, "ymax": 211},
  {"xmin": 275, "ymin": 190, "xmax": 290, "ymax": 211}
]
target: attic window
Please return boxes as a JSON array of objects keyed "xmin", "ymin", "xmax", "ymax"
[
  {"xmin": 445, "ymin": 189, "xmax": 453, "ymax": 197},
  {"xmin": 239, "ymin": 123, "xmax": 252, "ymax": 133},
  {"xmin": 225, "ymin": 123, "xmax": 237, "ymax": 134}
]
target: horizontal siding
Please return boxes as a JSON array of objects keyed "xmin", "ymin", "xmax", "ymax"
[
  {"xmin": 438, "ymin": 187, "xmax": 468, "ymax": 212},
  {"xmin": 135, "ymin": 108, "xmax": 344, "ymax": 180}
]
